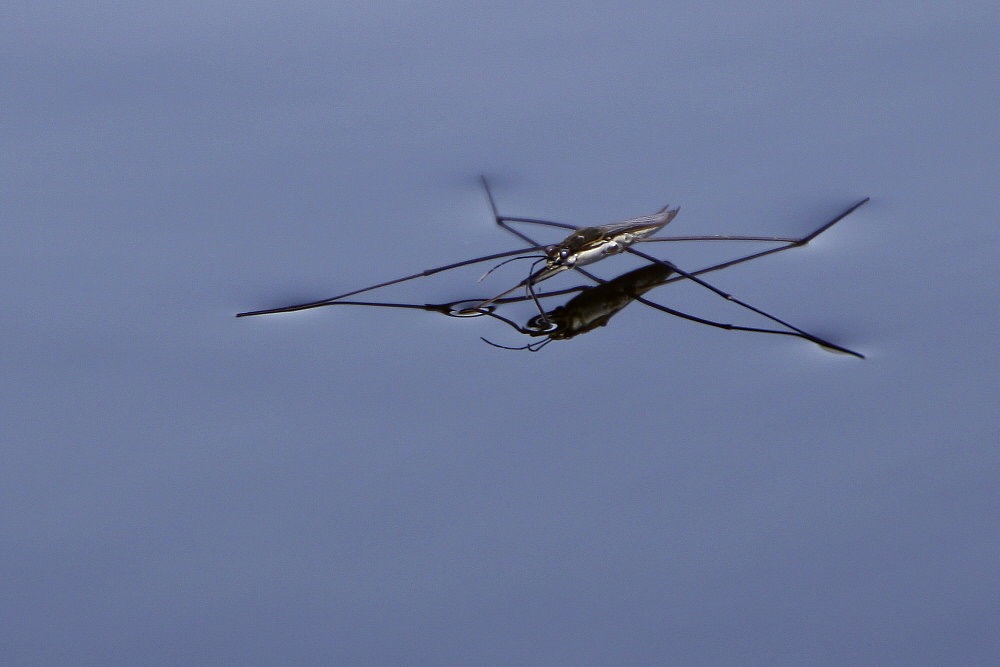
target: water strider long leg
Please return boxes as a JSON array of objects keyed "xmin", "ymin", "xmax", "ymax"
[
  {"xmin": 479, "ymin": 177, "xmax": 577, "ymax": 253},
  {"xmin": 627, "ymin": 246, "xmax": 853, "ymax": 348},
  {"xmin": 621, "ymin": 197, "xmax": 869, "ymax": 343},
  {"xmin": 244, "ymin": 287, "xmax": 589, "ymax": 342},
  {"xmin": 573, "ymin": 264, "xmax": 864, "ymax": 358},
  {"xmin": 632, "ymin": 293, "xmax": 863, "ymax": 357},
  {"xmin": 269, "ymin": 286, "xmax": 585, "ymax": 317},
  {"xmin": 236, "ymin": 243, "xmax": 548, "ymax": 317},
  {"xmin": 239, "ymin": 178, "xmax": 573, "ymax": 318},
  {"xmin": 654, "ymin": 197, "xmax": 870, "ymax": 285},
  {"xmin": 636, "ymin": 197, "xmax": 870, "ymax": 249}
]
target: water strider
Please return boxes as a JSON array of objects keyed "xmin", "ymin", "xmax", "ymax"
[{"xmin": 237, "ymin": 177, "xmax": 869, "ymax": 357}]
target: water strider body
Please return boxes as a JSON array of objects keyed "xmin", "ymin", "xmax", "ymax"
[{"xmin": 472, "ymin": 206, "xmax": 679, "ymax": 311}]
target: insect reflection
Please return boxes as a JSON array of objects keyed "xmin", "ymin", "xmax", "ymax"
[{"xmin": 482, "ymin": 263, "xmax": 675, "ymax": 351}]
